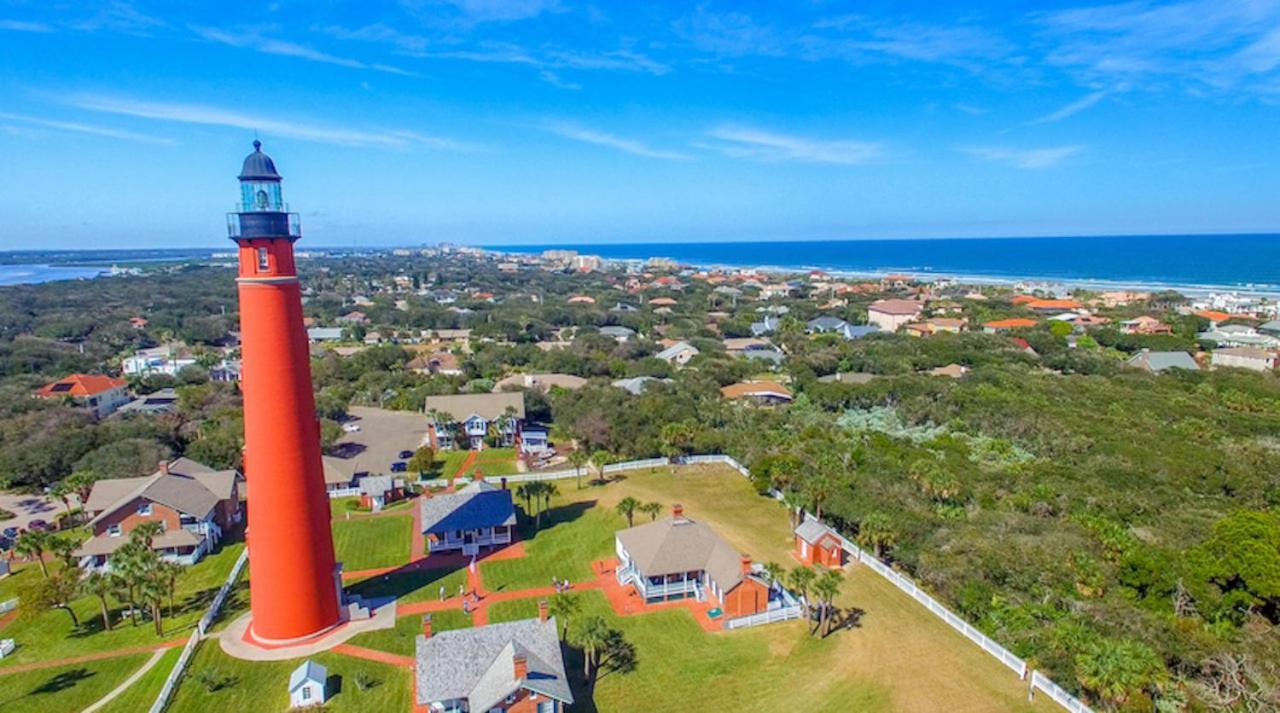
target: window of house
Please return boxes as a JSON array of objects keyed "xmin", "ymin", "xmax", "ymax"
[
  {"xmin": 257, "ymin": 247, "xmax": 270, "ymax": 272},
  {"xmin": 301, "ymin": 687, "xmax": 311, "ymax": 701},
  {"xmin": 108, "ymin": 524, "xmax": 122, "ymax": 537},
  {"xmin": 537, "ymin": 701, "xmax": 555, "ymax": 713},
  {"xmin": 138, "ymin": 503, "xmax": 152, "ymax": 516}
]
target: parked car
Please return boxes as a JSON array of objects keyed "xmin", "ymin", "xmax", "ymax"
[
  {"xmin": 28, "ymin": 519, "xmax": 50, "ymax": 532},
  {"xmin": 398, "ymin": 450, "xmax": 414, "ymax": 459},
  {"xmin": 0, "ymin": 536, "xmax": 12, "ymax": 551},
  {"xmin": 342, "ymin": 423, "xmax": 361, "ymax": 433},
  {"xmin": 1, "ymin": 527, "xmax": 19, "ymax": 539},
  {"xmin": 390, "ymin": 462, "xmax": 408, "ymax": 473}
]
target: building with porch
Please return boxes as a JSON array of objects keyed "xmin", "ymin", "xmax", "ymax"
[
  {"xmin": 75, "ymin": 457, "xmax": 241, "ymax": 570},
  {"xmin": 614, "ymin": 505, "xmax": 772, "ymax": 618},
  {"xmin": 424, "ymin": 392, "xmax": 526, "ymax": 451},
  {"xmin": 420, "ymin": 475, "xmax": 517, "ymax": 556},
  {"xmin": 416, "ymin": 601, "xmax": 572, "ymax": 713},
  {"xmin": 34, "ymin": 374, "xmax": 130, "ymax": 419}
]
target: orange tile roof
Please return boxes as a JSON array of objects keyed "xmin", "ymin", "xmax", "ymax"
[
  {"xmin": 649, "ymin": 297, "xmax": 678, "ymax": 306},
  {"xmin": 1026, "ymin": 298, "xmax": 1082, "ymax": 310},
  {"xmin": 1010, "ymin": 294, "xmax": 1039, "ymax": 305},
  {"xmin": 984, "ymin": 318, "xmax": 1038, "ymax": 329},
  {"xmin": 36, "ymin": 374, "xmax": 127, "ymax": 398},
  {"xmin": 1195, "ymin": 310, "xmax": 1233, "ymax": 322}
]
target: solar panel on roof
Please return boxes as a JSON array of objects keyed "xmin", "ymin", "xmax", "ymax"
[{"xmin": 50, "ymin": 383, "xmax": 74, "ymax": 392}]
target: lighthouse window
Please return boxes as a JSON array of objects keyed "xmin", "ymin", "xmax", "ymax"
[
  {"xmin": 257, "ymin": 247, "xmax": 270, "ymax": 271},
  {"xmin": 255, "ymin": 189, "xmax": 269, "ymax": 210}
]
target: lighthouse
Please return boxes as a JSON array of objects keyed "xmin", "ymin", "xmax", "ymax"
[{"xmin": 229, "ymin": 141, "xmax": 342, "ymax": 643}]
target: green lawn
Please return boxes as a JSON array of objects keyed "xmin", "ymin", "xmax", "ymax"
[
  {"xmin": 348, "ymin": 608, "xmax": 471, "ymax": 657},
  {"xmin": 0, "ymin": 541, "xmax": 244, "ymax": 668},
  {"xmin": 332, "ymin": 514, "xmax": 414, "ymax": 571},
  {"xmin": 168, "ymin": 643, "xmax": 410, "ymax": 712},
  {"xmin": 480, "ymin": 496, "xmax": 620, "ymax": 593},
  {"xmin": 435, "ymin": 450, "xmax": 472, "ymax": 478},
  {"xmin": 345, "ymin": 566, "xmax": 468, "ymax": 605},
  {"xmin": 486, "ymin": 589, "xmax": 894, "ymax": 713},
  {"xmin": 96, "ymin": 646, "xmax": 182, "ymax": 713},
  {"xmin": 0, "ymin": 653, "xmax": 150, "ymax": 713}
]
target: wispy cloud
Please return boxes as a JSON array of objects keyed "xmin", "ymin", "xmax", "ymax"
[
  {"xmin": 542, "ymin": 122, "xmax": 690, "ymax": 160},
  {"xmin": 953, "ymin": 103, "xmax": 987, "ymax": 116},
  {"xmin": 417, "ymin": 41, "xmax": 667, "ymax": 76},
  {"xmin": 402, "ymin": 0, "xmax": 565, "ymax": 26},
  {"xmin": 702, "ymin": 126, "xmax": 883, "ymax": 165},
  {"xmin": 0, "ymin": 19, "xmax": 53, "ymax": 32},
  {"xmin": 538, "ymin": 71, "xmax": 582, "ymax": 90},
  {"xmin": 192, "ymin": 25, "xmax": 418, "ymax": 76},
  {"xmin": 1033, "ymin": 1, "xmax": 1280, "ymax": 93},
  {"xmin": 1031, "ymin": 90, "xmax": 1108, "ymax": 124},
  {"xmin": 960, "ymin": 144, "xmax": 1083, "ymax": 169},
  {"xmin": 0, "ymin": 111, "xmax": 174, "ymax": 144},
  {"xmin": 65, "ymin": 95, "xmax": 469, "ymax": 150}
]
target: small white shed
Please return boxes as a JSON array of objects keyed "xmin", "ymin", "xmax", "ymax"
[{"xmin": 289, "ymin": 659, "xmax": 328, "ymax": 708}]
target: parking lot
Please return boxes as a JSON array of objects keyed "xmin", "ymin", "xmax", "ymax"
[{"xmin": 327, "ymin": 406, "xmax": 430, "ymax": 479}]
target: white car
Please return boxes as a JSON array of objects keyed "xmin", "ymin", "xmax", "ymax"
[{"xmin": 342, "ymin": 423, "xmax": 361, "ymax": 433}]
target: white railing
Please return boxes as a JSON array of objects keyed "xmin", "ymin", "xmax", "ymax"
[
  {"xmin": 725, "ymin": 603, "xmax": 803, "ymax": 630},
  {"xmin": 0, "ymin": 598, "xmax": 17, "ymax": 615},
  {"xmin": 150, "ymin": 547, "xmax": 249, "ymax": 713},
  {"xmin": 504, "ymin": 468, "xmax": 579, "ymax": 483},
  {"xmin": 603, "ymin": 457, "xmax": 668, "ymax": 474},
  {"xmin": 1031, "ymin": 671, "xmax": 1092, "ymax": 713},
  {"xmin": 328, "ymin": 486, "xmax": 361, "ymax": 498},
  {"xmin": 680, "ymin": 455, "xmax": 1092, "ymax": 713}
]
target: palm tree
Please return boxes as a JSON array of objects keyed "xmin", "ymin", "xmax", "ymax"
[
  {"xmin": 64, "ymin": 470, "xmax": 97, "ymax": 514},
  {"xmin": 590, "ymin": 450, "xmax": 614, "ymax": 481},
  {"xmin": 787, "ymin": 565, "xmax": 816, "ymax": 630},
  {"xmin": 131, "ymin": 521, "xmax": 164, "ymax": 549},
  {"xmin": 567, "ymin": 450, "xmax": 589, "ymax": 489},
  {"xmin": 577, "ymin": 615, "xmax": 611, "ymax": 678},
  {"xmin": 1075, "ymin": 639, "xmax": 1167, "ymax": 712},
  {"xmin": 639, "ymin": 501, "xmax": 662, "ymax": 521},
  {"xmin": 548, "ymin": 593, "xmax": 580, "ymax": 640},
  {"xmin": 83, "ymin": 571, "xmax": 115, "ymax": 631},
  {"xmin": 539, "ymin": 482, "xmax": 558, "ymax": 520},
  {"xmin": 762, "ymin": 561, "xmax": 785, "ymax": 592},
  {"xmin": 50, "ymin": 480, "xmax": 75, "ymax": 523},
  {"xmin": 158, "ymin": 560, "xmax": 183, "ymax": 617},
  {"xmin": 140, "ymin": 568, "xmax": 168, "ymax": 636},
  {"xmin": 811, "ymin": 569, "xmax": 844, "ymax": 637},
  {"xmin": 14, "ymin": 530, "xmax": 51, "ymax": 577},
  {"xmin": 856, "ymin": 513, "xmax": 897, "ymax": 559},
  {"xmin": 781, "ymin": 490, "xmax": 806, "ymax": 529},
  {"xmin": 515, "ymin": 483, "xmax": 536, "ymax": 522},
  {"xmin": 49, "ymin": 535, "xmax": 78, "ymax": 569},
  {"xmin": 615, "ymin": 497, "xmax": 640, "ymax": 527}
]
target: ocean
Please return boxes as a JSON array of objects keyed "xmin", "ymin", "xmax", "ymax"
[{"xmin": 495, "ymin": 234, "xmax": 1280, "ymax": 294}]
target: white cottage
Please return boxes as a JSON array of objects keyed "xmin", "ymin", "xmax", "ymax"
[{"xmin": 289, "ymin": 659, "xmax": 328, "ymax": 708}]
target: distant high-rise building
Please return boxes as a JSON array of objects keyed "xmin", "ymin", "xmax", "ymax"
[{"xmin": 228, "ymin": 141, "xmax": 342, "ymax": 643}]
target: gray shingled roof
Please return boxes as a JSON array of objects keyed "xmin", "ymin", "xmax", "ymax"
[
  {"xmin": 616, "ymin": 514, "xmax": 747, "ymax": 593},
  {"xmin": 1126, "ymin": 350, "xmax": 1199, "ymax": 372},
  {"xmin": 415, "ymin": 617, "xmax": 572, "ymax": 708},
  {"xmin": 424, "ymin": 392, "xmax": 526, "ymax": 421},
  {"xmin": 654, "ymin": 341, "xmax": 698, "ymax": 362},
  {"xmin": 420, "ymin": 480, "xmax": 516, "ymax": 534},
  {"xmin": 85, "ymin": 459, "xmax": 231, "ymax": 527},
  {"xmin": 795, "ymin": 518, "xmax": 839, "ymax": 545},
  {"xmin": 289, "ymin": 660, "xmax": 327, "ymax": 692}
]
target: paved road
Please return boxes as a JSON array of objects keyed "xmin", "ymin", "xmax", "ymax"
[{"xmin": 0, "ymin": 492, "xmax": 65, "ymax": 534}]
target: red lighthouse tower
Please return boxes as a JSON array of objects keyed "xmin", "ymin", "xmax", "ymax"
[{"xmin": 229, "ymin": 141, "xmax": 341, "ymax": 643}]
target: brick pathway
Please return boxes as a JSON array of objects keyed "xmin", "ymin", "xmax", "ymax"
[
  {"xmin": 0, "ymin": 636, "xmax": 185, "ymax": 676},
  {"xmin": 331, "ymin": 643, "xmax": 414, "ymax": 668},
  {"xmin": 448, "ymin": 451, "xmax": 478, "ymax": 485}
]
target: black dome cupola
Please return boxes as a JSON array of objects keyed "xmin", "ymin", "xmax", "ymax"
[{"xmin": 238, "ymin": 139, "xmax": 282, "ymax": 182}]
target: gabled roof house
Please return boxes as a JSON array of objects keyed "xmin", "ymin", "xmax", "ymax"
[
  {"xmin": 416, "ymin": 603, "xmax": 572, "ymax": 713},
  {"xmin": 421, "ymin": 475, "xmax": 517, "ymax": 555},
  {"xmin": 424, "ymin": 392, "xmax": 526, "ymax": 451}
]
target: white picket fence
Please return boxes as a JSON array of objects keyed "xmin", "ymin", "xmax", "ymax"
[
  {"xmin": 327, "ymin": 486, "xmax": 361, "ymax": 498},
  {"xmin": 725, "ymin": 603, "xmax": 803, "ymax": 630},
  {"xmin": 150, "ymin": 547, "xmax": 249, "ymax": 713},
  {"xmin": 603, "ymin": 457, "xmax": 668, "ymax": 474},
  {"xmin": 685, "ymin": 454, "xmax": 1092, "ymax": 713},
  {"xmin": 0, "ymin": 597, "xmax": 16, "ymax": 615}
]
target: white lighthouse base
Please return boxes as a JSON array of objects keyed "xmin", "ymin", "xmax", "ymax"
[{"xmin": 218, "ymin": 599, "xmax": 396, "ymax": 662}]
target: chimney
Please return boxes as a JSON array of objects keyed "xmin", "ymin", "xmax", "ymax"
[
  {"xmin": 672, "ymin": 504, "xmax": 684, "ymax": 520},
  {"xmin": 538, "ymin": 599, "xmax": 549, "ymax": 623},
  {"xmin": 500, "ymin": 476, "xmax": 508, "ymax": 490},
  {"xmin": 513, "ymin": 653, "xmax": 528, "ymax": 681},
  {"xmin": 741, "ymin": 554, "xmax": 752, "ymax": 575},
  {"xmin": 421, "ymin": 614, "xmax": 432, "ymax": 639},
  {"xmin": 158, "ymin": 460, "xmax": 169, "ymax": 475}
]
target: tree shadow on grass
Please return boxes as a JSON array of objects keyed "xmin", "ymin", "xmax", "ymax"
[
  {"xmin": 0, "ymin": 667, "xmax": 96, "ymax": 708},
  {"xmin": 513, "ymin": 500, "xmax": 596, "ymax": 541}
]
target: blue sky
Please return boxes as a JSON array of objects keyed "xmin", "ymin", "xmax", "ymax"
[{"xmin": 1, "ymin": 0, "xmax": 1279, "ymax": 249}]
